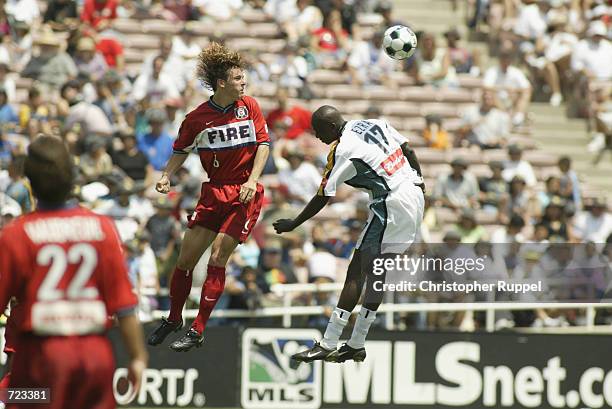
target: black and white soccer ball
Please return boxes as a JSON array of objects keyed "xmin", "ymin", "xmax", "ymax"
[{"xmin": 382, "ymin": 25, "xmax": 417, "ymax": 60}]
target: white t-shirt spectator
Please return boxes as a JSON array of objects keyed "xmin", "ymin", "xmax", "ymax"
[
  {"xmin": 5, "ymin": 0, "xmax": 40, "ymax": 24},
  {"xmin": 573, "ymin": 211, "xmax": 612, "ymax": 243},
  {"xmin": 193, "ymin": 0, "xmax": 242, "ymax": 20},
  {"xmin": 65, "ymin": 101, "xmax": 113, "ymax": 135},
  {"xmin": 544, "ymin": 32, "xmax": 578, "ymax": 62},
  {"xmin": 461, "ymin": 105, "xmax": 510, "ymax": 145},
  {"xmin": 131, "ymin": 72, "xmax": 180, "ymax": 104},
  {"xmin": 278, "ymin": 161, "xmax": 322, "ymax": 204},
  {"xmin": 513, "ymin": 3, "xmax": 547, "ymax": 40},
  {"xmin": 502, "ymin": 159, "xmax": 537, "ymax": 187},
  {"xmin": 348, "ymin": 41, "xmax": 395, "ymax": 84},
  {"xmin": 141, "ymin": 52, "xmax": 187, "ymax": 91},
  {"xmin": 1, "ymin": 75, "xmax": 16, "ymax": 102},
  {"xmin": 263, "ymin": 0, "xmax": 298, "ymax": 23},
  {"xmin": 571, "ymin": 39, "xmax": 612, "ymax": 80},
  {"xmin": 483, "ymin": 65, "xmax": 531, "ymax": 90}
]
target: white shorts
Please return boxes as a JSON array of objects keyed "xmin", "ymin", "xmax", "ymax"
[{"xmin": 357, "ymin": 182, "xmax": 425, "ymax": 254}]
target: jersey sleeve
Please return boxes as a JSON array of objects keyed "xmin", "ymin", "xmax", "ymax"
[
  {"xmin": 317, "ymin": 142, "xmax": 356, "ymax": 197},
  {"xmin": 99, "ymin": 218, "xmax": 138, "ymax": 317},
  {"xmin": 248, "ymin": 97, "xmax": 271, "ymax": 146},
  {"xmin": 172, "ymin": 116, "xmax": 198, "ymax": 154},
  {"xmin": 0, "ymin": 230, "xmax": 17, "ymax": 315}
]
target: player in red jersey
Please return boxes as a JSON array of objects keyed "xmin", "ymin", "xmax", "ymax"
[
  {"xmin": 147, "ymin": 43, "xmax": 270, "ymax": 352},
  {"xmin": 0, "ymin": 136, "xmax": 148, "ymax": 409}
]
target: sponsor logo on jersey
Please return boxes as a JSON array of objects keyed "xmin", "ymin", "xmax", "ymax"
[
  {"xmin": 381, "ymin": 147, "xmax": 406, "ymax": 176},
  {"xmin": 235, "ymin": 106, "xmax": 249, "ymax": 120},
  {"xmin": 196, "ymin": 120, "xmax": 257, "ymax": 150},
  {"xmin": 241, "ymin": 328, "xmax": 322, "ymax": 409}
]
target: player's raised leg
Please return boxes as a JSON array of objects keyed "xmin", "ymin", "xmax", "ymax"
[
  {"xmin": 147, "ymin": 225, "xmax": 217, "ymax": 346},
  {"xmin": 170, "ymin": 233, "xmax": 239, "ymax": 352}
]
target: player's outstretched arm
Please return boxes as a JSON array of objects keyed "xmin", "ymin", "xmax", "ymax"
[
  {"xmin": 117, "ymin": 313, "xmax": 148, "ymax": 394},
  {"xmin": 273, "ymin": 194, "xmax": 331, "ymax": 233},
  {"xmin": 156, "ymin": 153, "xmax": 189, "ymax": 194}
]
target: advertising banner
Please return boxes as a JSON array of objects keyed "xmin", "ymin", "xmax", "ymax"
[{"xmin": 110, "ymin": 323, "xmax": 240, "ymax": 408}]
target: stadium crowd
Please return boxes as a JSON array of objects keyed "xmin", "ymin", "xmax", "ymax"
[{"xmin": 0, "ymin": 0, "xmax": 611, "ymax": 331}]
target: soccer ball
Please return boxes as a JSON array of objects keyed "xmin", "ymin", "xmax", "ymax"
[{"xmin": 382, "ymin": 25, "xmax": 417, "ymax": 60}]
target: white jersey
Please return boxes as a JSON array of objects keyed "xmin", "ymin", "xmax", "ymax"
[
  {"xmin": 317, "ymin": 119, "xmax": 423, "ymax": 199},
  {"xmin": 317, "ymin": 119, "xmax": 425, "ymax": 254}
]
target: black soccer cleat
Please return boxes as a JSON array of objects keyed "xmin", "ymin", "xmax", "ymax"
[
  {"xmin": 325, "ymin": 343, "xmax": 366, "ymax": 363},
  {"xmin": 147, "ymin": 317, "xmax": 183, "ymax": 346},
  {"xmin": 291, "ymin": 342, "xmax": 335, "ymax": 362},
  {"xmin": 169, "ymin": 328, "xmax": 205, "ymax": 352}
]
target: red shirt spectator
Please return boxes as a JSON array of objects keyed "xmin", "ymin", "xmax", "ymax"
[
  {"xmin": 266, "ymin": 87, "xmax": 312, "ymax": 140},
  {"xmin": 81, "ymin": 0, "xmax": 118, "ymax": 30},
  {"xmin": 97, "ymin": 36, "xmax": 123, "ymax": 68},
  {"xmin": 311, "ymin": 27, "xmax": 348, "ymax": 51}
]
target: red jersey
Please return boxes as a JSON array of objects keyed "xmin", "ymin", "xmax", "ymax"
[
  {"xmin": 0, "ymin": 205, "xmax": 137, "ymax": 336},
  {"xmin": 97, "ymin": 37, "xmax": 123, "ymax": 67},
  {"xmin": 266, "ymin": 105, "xmax": 312, "ymax": 140},
  {"xmin": 173, "ymin": 95, "xmax": 270, "ymax": 183},
  {"xmin": 81, "ymin": 0, "xmax": 118, "ymax": 28}
]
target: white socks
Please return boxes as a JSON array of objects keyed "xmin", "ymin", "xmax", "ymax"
[
  {"xmin": 320, "ymin": 307, "xmax": 349, "ymax": 350},
  {"xmin": 347, "ymin": 307, "xmax": 377, "ymax": 349}
]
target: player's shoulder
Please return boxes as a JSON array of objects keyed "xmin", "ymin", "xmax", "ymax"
[{"xmin": 238, "ymin": 95, "xmax": 262, "ymax": 110}]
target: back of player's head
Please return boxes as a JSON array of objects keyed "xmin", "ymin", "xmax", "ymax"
[
  {"xmin": 196, "ymin": 42, "xmax": 246, "ymax": 92},
  {"xmin": 25, "ymin": 136, "xmax": 73, "ymax": 206}
]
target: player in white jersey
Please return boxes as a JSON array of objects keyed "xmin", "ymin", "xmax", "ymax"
[{"xmin": 274, "ymin": 105, "xmax": 425, "ymax": 362}]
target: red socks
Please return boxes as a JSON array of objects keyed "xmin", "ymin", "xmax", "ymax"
[
  {"xmin": 168, "ymin": 267, "xmax": 193, "ymax": 322},
  {"xmin": 191, "ymin": 265, "xmax": 226, "ymax": 334}
]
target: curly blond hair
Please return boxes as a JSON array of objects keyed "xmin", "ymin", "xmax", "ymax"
[{"xmin": 196, "ymin": 42, "xmax": 246, "ymax": 92}]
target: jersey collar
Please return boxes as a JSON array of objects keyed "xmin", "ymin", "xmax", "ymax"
[{"xmin": 208, "ymin": 96, "xmax": 236, "ymax": 113}]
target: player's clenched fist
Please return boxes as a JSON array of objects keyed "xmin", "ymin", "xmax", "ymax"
[
  {"xmin": 273, "ymin": 219, "xmax": 296, "ymax": 234},
  {"xmin": 156, "ymin": 173, "xmax": 171, "ymax": 194},
  {"xmin": 239, "ymin": 180, "xmax": 257, "ymax": 203}
]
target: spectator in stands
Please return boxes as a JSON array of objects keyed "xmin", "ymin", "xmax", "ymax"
[
  {"xmin": 81, "ymin": 0, "xmax": 118, "ymax": 31},
  {"xmin": 94, "ymin": 75, "xmax": 127, "ymax": 128},
  {"xmin": 479, "ymin": 160, "xmax": 508, "ymax": 214},
  {"xmin": 277, "ymin": 144, "xmax": 321, "ymax": 204},
  {"xmin": 539, "ymin": 196, "xmax": 573, "ymax": 242},
  {"xmin": 111, "ymin": 131, "xmax": 153, "ymax": 185},
  {"xmin": 73, "ymin": 37, "xmax": 109, "ymax": 81},
  {"xmin": 453, "ymin": 209, "xmax": 486, "ymax": 243},
  {"xmin": 7, "ymin": 20, "xmax": 32, "ymax": 71},
  {"xmin": 22, "ymin": 31, "xmax": 78, "ymax": 91},
  {"xmin": 483, "ymin": 50, "xmax": 532, "ymax": 127},
  {"xmin": 5, "ymin": 154, "xmax": 32, "ymax": 213},
  {"xmin": 458, "ymin": 89, "xmax": 510, "ymax": 149},
  {"xmin": 433, "ymin": 157, "xmax": 480, "ymax": 210},
  {"xmin": 4, "ymin": 0, "xmax": 40, "ymax": 25},
  {"xmin": 0, "ymin": 33, "xmax": 9, "ymax": 65},
  {"xmin": 422, "ymin": 114, "xmax": 450, "ymax": 150},
  {"xmin": 444, "ymin": 28, "xmax": 477, "ymax": 75},
  {"xmin": 259, "ymin": 240, "xmax": 297, "ymax": 285},
  {"xmin": 284, "ymin": 0, "xmax": 323, "ymax": 43},
  {"xmin": 131, "ymin": 55, "xmax": 180, "ymax": 104},
  {"xmin": 573, "ymin": 198, "xmax": 612, "ymax": 243},
  {"xmin": 408, "ymin": 32, "xmax": 458, "ymax": 88},
  {"xmin": 571, "ymin": 21, "xmax": 612, "ymax": 82},
  {"xmin": 590, "ymin": 86, "xmax": 612, "ymax": 165},
  {"xmin": 266, "ymin": 87, "xmax": 312, "ymax": 140},
  {"xmin": 491, "ymin": 213, "xmax": 526, "ymax": 243},
  {"xmin": 557, "ymin": 156, "xmax": 580, "ymax": 210},
  {"xmin": 523, "ymin": 10, "xmax": 576, "ymax": 107},
  {"xmin": 96, "ymin": 29, "xmax": 125, "ymax": 71},
  {"xmin": 537, "ymin": 176, "xmax": 563, "ymax": 213},
  {"xmin": 145, "ymin": 196, "xmax": 181, "ymax": 267},
  {"xmin": 193, "ymin": 0, "xmax": 243, "ymax": 21},
  {"xmin": 78, "ymin": 137, "xmax": 114, "ymax": 183},
  {"xmin": 502, "ymin": 144, "xmax": 537, "ymax": 187},
  {"xmin": 0, "ymin": 64, "xmax": 14, "ymax": 103},
  {"xmin": 513, "ymin": 0, "xmax": 548, "ymax": 45},
  {"xmin": 347, "ymin": 29, "xmax": 395, "ymax": 86},
  {"xmin": 501, "ymin": 176, "xmax": 534, "ymax": 225},
  {"xmin": 374, "ymin": 0, "xmax": 406, "ymax": 28},
  {"xmin": 137, "ymin": 108, "xmax": 174, "ymax": 171},
  {"xmin": 270, "ymin": 44, "xmax": 310, "ymax": 90},
  {"xmin": 0, "ymin": 88, "xmax": 17, "ymax": 127},
  {"xmin": 44, "ymin": 0, "xmax": 79, "ymax": 32},
  {"xmin": 61, "ymin": 80, "xmax": 114, "ymax": 137},
  {"xmin": 310, "ymin": 9, "xmax": 349, "ymax": 65},
  {"xmin": 163, "ymin": 97, "xmax": 185, "ymax": 136},
  {"xmin": 18, "ymin": 87, "xmax": 53, "ymax": 139}
]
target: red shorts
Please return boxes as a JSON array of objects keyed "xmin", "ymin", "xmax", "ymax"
[
  {"xmin": 8, "ymin": 335, "xmax": 115, "ymax": 409},
  {"xmin": 187, "ymin": 182, "xmax": 264, "ymax": 242}
]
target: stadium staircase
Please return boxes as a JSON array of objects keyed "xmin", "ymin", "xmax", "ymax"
[{"xmin": 393, "ymin": 0, "xmax": 612, "ymax": 195}]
